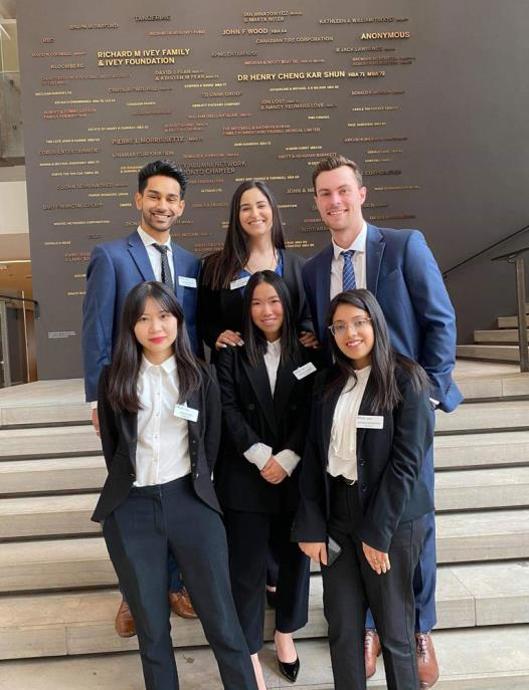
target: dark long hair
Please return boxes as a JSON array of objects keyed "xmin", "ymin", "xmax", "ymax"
[
  {"xmin": 326, "ymin": 289, "xmax": 428, "ymax": 412},
  {"xmin": 202, "ymin": 180, "xmax": 286, "ymax": 290},
  {"xmin": 106, "ymin": 281, "xmax": 201, "ymax": 412},
  {"xmin": 242, "ymin": 271, "xmax": 300, "ymax": 367}
]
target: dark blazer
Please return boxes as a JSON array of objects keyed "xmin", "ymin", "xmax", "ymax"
[
  {"xmin": 302, "ymin": 224, "xmax": 463, "ymax": 413},
  {"xmin": 198, "ymin": 250, "xmax": 313, "ymax": 351},
  {"xmin": 292, "ymin": 365, "xmax": 435, "ymax": 553},
  {"xmin": 91, "ymin": 364, "xmax": 221, "ymax": 523},
  {"xmin": 215, "ymin": 344, "xmax": 320, "ymax": 514},
  {"xmin": 82, "ymin": 230, "xmax": 201, "ymax": 401}
]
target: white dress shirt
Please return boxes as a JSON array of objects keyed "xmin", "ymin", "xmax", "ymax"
[
  {"xmin": 330, "ymin": 221, "xmax": 367, "ymax": 299},
  {"xmin": 137, "ymin": 226, "xmax": 175, "ymax": 284},
  {"xmin": 327, "ymin": 366, "xmax": 371, "ymax": 482},
  {"xmin": 243, "ymin": 339, "xmax": 300, "ymax": 476},
  {"xmin": 134, "ymin": 355, "xmax": 191, "ymax": 487}
]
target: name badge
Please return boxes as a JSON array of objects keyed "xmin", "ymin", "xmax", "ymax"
[
  {"xmin": 173, "ymin": 403, "xmax": 199, "ymax": 423},
  {"xmin": 356, "ymin": 415, "xmax": 384, "ymax": 430},
  {"xmin": 178, "ymin": 276, "xmax": 197, "ymax": 288},
  {"xmin": 293, "ymin": 362, "xmax": 317, "ymax": 380},
  {"xmin": 230, "ymin": 276, "xmax": 250, "ymax": 291}
]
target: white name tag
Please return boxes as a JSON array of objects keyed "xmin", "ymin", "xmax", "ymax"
[
  {"xmin": 173, "ymin": 403, "xmax": 199, "ymax": 423},
  {"xmin": 178, "ymin": 276, "xmax": 197, "ymax": 288},
  {"xmin": 293, "ymin": 362, "xmax": 317, "ymax": 380},
  {"xmin": 230, "ymin": 276, "xmax": 250, "ymax": 290},
  {"xmin": 356, "ymin": 415, "xmax": 384, "ymax": 430}
]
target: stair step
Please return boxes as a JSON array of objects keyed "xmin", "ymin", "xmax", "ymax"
[
  {"xmin": 0, "ymin": 380, "xmax": 89, "ymax": 427},
  {"xmin": 0, "ymin": 426, "xmax": 100, "ymax": 460},
  {"xmin": 456, "ymin": 344, "xmax": 526, "ymax": 363},
  {"xmin": 0, "ymin": 457, "xmax": 106, "ymax": 495},
  {"xmin": 498, "ymin": 315, "xmax": 529, "ymax": 329},
  {"xmin": 474, "ymin": 328, "xmax": 529, "ymax": 344},
  {"xmin": 456, "ymin": 371, "xmax": 529, "ymax": 400},
  {"xmin": 436, "ymin": 398, "xmax": 529, "ymax": 433},
  {"xmin": 0, "ymin": 561, "xmax": 525, "ymax": 660},
  {"xmin": 435, "ymin": 430, "xmax": 529, "ymax": 469},
  {"xmin": 2, "ymin": 508, "xmax": 528, "ymax": 590},
  {"xmin": 435, "ymin": 467, "xmax": 529, "ymax": 511},
  {"xmin": 1, "ymin": 626, "xmax": 528, "ymax": 690}
]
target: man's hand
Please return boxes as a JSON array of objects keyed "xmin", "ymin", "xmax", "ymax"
[
  {"xmin": 215, "ymin": 329, "xmax": 244, "ymax": 350},
  {"xmin": 299, "ymin": 542, "xmax": 328, "ymax": 565},
  {"xmin": 91, "ymin": 408, "xmax": 100, "ymax": 437},
  {"xmin": 299, "ymin": 331, "xmax": 320, "ymax": 349},
  {"xmin": 260, "ymin": 456, "xmax": 288, "ymax": 484}
]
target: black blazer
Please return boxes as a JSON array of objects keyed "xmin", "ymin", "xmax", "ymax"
[
  {"xmin": 198, "ymin": 250, "xmax": 313, "ymax": 351},
  {"xmin": 215, "ymin": 345, "xmax": 320, "ymax": 514},
  {"xmin": 91, "ymin": 364, "xmax": 222, "ymax": 523},
  {"xmin": 292, "ymin": 365, "xmax": 434, "ymax": 552}
]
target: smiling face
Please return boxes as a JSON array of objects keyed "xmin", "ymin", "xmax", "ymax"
[
  {"xmin": 314, "ymin": 165, "xmax": 367, "ymax": 246},
  {"xmin": 238, "ymin": 187, "xmax": 274, "ymax": 240},
  {"xmin": 133, "ymin": 296, "xmax": 178, "ymax": 364},
  {"xmin": 250, "ymin": 281, "xmax": 284, "ymax": 341},
  {"xmin": 331, "ymin": 303, "xmax": 374, "ymax": 369},
  {"xmin": 135, "ymin": 175, "xmax": 185, "ymax": 240}
]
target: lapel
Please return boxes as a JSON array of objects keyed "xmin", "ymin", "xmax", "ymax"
[
  {"xmin": 127, "ymin": 231, "xmax": 156, "ymax": 281},
  {"xmin": 365, "ymin": 224, "xmax": 385, "ymax": 296},
  {"xmin": 241, "ymin": 354, "xmax": 277, "ymax": 435},
  {"xmin": 315, "ymin": 245, "xmax": 333, "ymax": 341},
  {"xmin": 186, "ymin": 386, "xmax": 201, "ymax": 441},
  {"xmin": 355, "ymin": 374, "xmax": 376, "ymax": 452},
  {"xmin": 170, "ymin": 241, "xmax": 185, "ymax": 306},
  {"xmin": 118, "ymin": 408, "xmax": 138, "ymax": 458},
  {"xmin": 273, "ymin": 356, "xmax": 298, "ymax": 422}
]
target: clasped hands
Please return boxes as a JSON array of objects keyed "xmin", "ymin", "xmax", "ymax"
[
  {"xmin": 298, "ymin": 541, "xmax": 391, "ymax": 575},
  {"xmin": 260, "ymin": 456, "xmax": 288, "ymax": 484}
]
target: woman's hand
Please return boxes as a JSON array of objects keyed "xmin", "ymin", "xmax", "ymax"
[
  {"xmin": 215, "ymin": 329, "xmax": 244, "ymax": 350},
  {"xmin": 91, "ymin": 408, "xmax": 100, "ymax": 438},
  {"xmin": 299, "ymin": 542, "xmax": 328, "ymax": 565},
  {"xmin": 299, "ymin": 331, "xmax": 320, "ymax": 349},
  {"xmin": 260, "ymin": 457, "xmax": 288, "ymax": 484},
  {"xmin": 362, "ymin": 542, "xmax": 390, "ymax": 575}
]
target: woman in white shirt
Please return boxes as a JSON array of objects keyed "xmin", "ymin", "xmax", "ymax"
[
  {"xmin": 92, "ymin": 280, "xmax": 257, "ymax": 690},
  {"xmin": 293, "ymin": 289, "xmax": 434, "ymax": 690},
  {"xmin": 216, "ymin": 271, "xmax": 320, "ymax": 690}
]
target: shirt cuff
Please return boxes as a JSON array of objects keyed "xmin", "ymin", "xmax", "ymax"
[
  {"xmin": 244, "ymin": 443, "xmax": 273, "ymax": 470},
  {"xmin": 429, "ymin": 397, "xmax": 440, "ymax": 408},
  {"xmin": 90, "ymin": 401, "xmax": 98, "ymax": 410},
  {"xmin": 275, "ymin": 449, "xmax": 301, "ymax": 476}
]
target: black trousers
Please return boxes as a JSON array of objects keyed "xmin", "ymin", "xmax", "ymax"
[
  {"xmin": 224, "ymin": 508, "xmax": 310, "ymax": 655},
  {"xmin": 322, "ymin": 478, "xmax": 425, "ymax": 690},
  {"xmin": 103, "ymin": 475, "xmax": 257, "ymax": 690}
]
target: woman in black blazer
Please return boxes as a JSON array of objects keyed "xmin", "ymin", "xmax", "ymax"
[
  {"xmin": 198, "ymin": 179, "xmax": 317, "ymax": 353},
  {"xmin": 292, "ymin": 289, "xmax": 434, "ymax": 690},
  {"xmin": 93, "ymin": 281, "xmax": 256, "ymax": 690},
  {"xmin": 216, "ymin": 271, "xmax": 321, "ymax": 690}
]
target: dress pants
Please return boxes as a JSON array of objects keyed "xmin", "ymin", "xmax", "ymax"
[
  {"xmin": 323, "ymin": 478, "xmax": 425, "ymax": 690},
  {"xmin": 224, "ymin": 508, "xmax": 310, "ymax": 655},
  {"xmin": 103, "ymin": 475, "xmax": 257, "ymax": 690},
  {"xmin": 366, "ymin": 439, "xmax": 436, "ymax": 633}
]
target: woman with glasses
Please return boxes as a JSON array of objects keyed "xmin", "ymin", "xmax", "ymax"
[{"xmin": 292, "ymin": 289, "xmax": 434, "ymax": 690}]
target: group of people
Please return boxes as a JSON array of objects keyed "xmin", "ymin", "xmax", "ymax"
[{"xmin": 82, "ymin": 155, "xmax": 462, "ymax": 690}]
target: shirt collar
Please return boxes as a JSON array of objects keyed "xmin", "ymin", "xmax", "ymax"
[
  {"xmin": 332, "ymin": 221, "xmax": 367, "ymax": 261},
  {"xmin": 140, "ymin": 353, "xmax": 177, "ymax": 375},
  {"xmin": 137, "ymin": 226, "xmax": 172, "ymax": 251},
  {"xmin": 265, "ymin": 338, "xmax": 282, "ymax": 356}
]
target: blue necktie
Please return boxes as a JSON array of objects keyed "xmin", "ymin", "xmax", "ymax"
[{"xmin": 341, "ymin": 250, "xmax": 356, "ymax": 292}]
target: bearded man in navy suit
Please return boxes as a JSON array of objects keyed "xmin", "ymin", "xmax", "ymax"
[
  {"xmin": 82, "ymin": 160, "xmax": 201, "ymax": 636},
  {"xmin": 302, "ymin": 155, "xmax": 462, "ymax": 690}
]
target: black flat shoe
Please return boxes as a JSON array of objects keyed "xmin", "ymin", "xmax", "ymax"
[{"xmin": 277, "ymin": 656, "xmax": 300, "ymax": 683}]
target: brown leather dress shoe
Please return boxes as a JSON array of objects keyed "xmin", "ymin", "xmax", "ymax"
[
  {"xmin": 416, "ymin": 632, "xmax": 439, "ymax": 688},
  {"xmin": 169, "ymin": 587, "xmax": 198, "ymax": 619},
  {"xmin": 364, "ymin": 629, "xmax": 381, "ymax": 679},
  {"xmin": 115, "ymin": 598, "xmax": 136, "ymax": 638}
]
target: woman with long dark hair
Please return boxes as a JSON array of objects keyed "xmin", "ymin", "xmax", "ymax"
[
  {"xmin": 92, "ymin": 281, "xmax": 256, "ymax": 690},
  {"xmin": 215, "ymin": 271, "xmax": 320, "ymax": 690},
  {"xmin": 198, "ymin": 179, "xmax": 317, "ymax": 353},
  {"xmin": 293, "ymin": 289, "xmax": 434, "ymax": 690}
]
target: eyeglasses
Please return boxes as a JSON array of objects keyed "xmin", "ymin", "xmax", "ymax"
[{"xmin": 328, "ymin": 318, "xmax": 372, "ymax": 337}]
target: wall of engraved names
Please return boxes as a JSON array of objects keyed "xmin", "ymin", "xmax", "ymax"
[{"xmin": 18, "ymin": 0, "xmax": 420, "ymax": 380}]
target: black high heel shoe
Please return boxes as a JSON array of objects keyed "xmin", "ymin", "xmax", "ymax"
[{"xmin": 277, "ymin": 656, "xmax": 300, "ymax": 683}]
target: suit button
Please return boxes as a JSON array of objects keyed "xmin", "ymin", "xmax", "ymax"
[
  {"xmin": 129, "ymin": 473, "xmax": 136, "ymax": 479},
  {"xmin": 361, "ymin": 483, "xmax": 367, "ymax": 492},
  {"xmin": 193, "ymin": 472, "xmax": 199, "ymax": 479},
  {"xmin": 359, "ymin": 459, "xmax": 366, "ymax": 467},
  {"xmin": 191, "ymin": 439, "xmax": 197, "ymax": 445},
  {"xmin": 248, "ymin": 403, "xmax": 255, "ymax": 410}
]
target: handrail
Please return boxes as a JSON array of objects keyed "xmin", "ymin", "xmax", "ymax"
[
  {"xmin": 490, "ymin": 245, "xmax": 529, "ymax": 263},
  {"xmin": 0, "ymin": 293, "xmax": 40, "ymax": 318},
  {"xmin": 443, "ymin": 223, "xmax": 529, "ymax": 279}
]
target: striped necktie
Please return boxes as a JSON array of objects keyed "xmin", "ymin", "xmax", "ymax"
[
  {"xmin": 153, "ymin": 244, "xmax": 174, "ymax": 292},
  {"xmin": 341, "ymin": 250, "xmax": 356, "ymax": 292}
]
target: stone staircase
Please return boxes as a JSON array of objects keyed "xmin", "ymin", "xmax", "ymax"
[
  {"xmin": 1, "ymin": 367, "xmax": 529, "ymax": 689},
  {"xmin": 457, "ymin": 304, "xmax": 529, "ymax": 362}
]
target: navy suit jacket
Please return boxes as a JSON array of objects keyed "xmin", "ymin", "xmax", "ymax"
[
  {"xmin": 82, "ymin": 230, "xmax": 200, "ymax": 401},
  {"xmin": 302, "ymin": 224, "xmax": 463, "ymax": 413}
]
